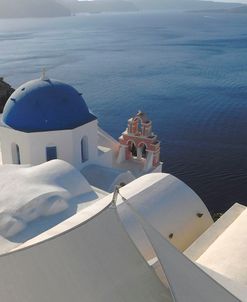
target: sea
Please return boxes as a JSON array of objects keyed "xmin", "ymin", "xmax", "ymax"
[{"xmin": 0, "ymin": 11, "xmax": 247, "ymax": 213}]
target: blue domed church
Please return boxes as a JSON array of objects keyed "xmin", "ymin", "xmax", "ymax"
[
  {"xmin": 0, "ymin": 75, "xmax": 104, "ymax": 168},
  {"xmin": 0, "ymin": 74, "xmax": 164, "ymax": 191}
]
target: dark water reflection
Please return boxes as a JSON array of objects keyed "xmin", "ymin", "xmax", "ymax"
[{"xmin": 1, "ymin": 11, "xmax": 247, "ymax": 212}]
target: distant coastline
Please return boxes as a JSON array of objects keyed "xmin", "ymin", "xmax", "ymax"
[
  {"xmin": 190, "ymin": 5, "xmax": 247, "ymax": 14},
  {"xmin": 0, "ymin": 0, "xmax": 138, "ymax": 19},
  {"xmin": 0, "ymin": 0, "xmax": 246, "ymax": 19},
  {"xmin": 68, "ymin": 1, "xmax": 139, "ymax": 14},
  {"xmin": 0, "ymin": 0, "xmax": 71, "ymax": 19},
  {"xmin": 130, "ymin": 0, "xmax": 243, "ymax": 11}
]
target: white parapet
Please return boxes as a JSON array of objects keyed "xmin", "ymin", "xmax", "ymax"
[{"xmin": 116, "ymin": 144, "xmax": 127, "ymax": 164}]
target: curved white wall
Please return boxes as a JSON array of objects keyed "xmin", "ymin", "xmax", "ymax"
[{"xmin": 117, "ymin": 173, "xmax": 213, "ymax": 261}]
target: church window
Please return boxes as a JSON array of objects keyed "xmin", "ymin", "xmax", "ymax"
[
  {"xmin": 81, "ymin": 137, "xmax": 88, "ymax": 162},
  {"xmin": 11, "ymin": 143, "xmax": 21, "ymax": 164},
  {"xmin": 46, "ymin": 146, "xmax": 57, "ymax": 161}
]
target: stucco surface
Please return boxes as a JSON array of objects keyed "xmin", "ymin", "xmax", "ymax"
[
  {"xmin": 81, "ymin": 164, "xmax": 135, "ymax": 192},
  {"xmin": 117, "ymin": 173, "xmax": 213, "ymax": 260},
  {"xmin": 0, "ymin": 160, "xmax": 102, "ymax": 239},
  {"xmin": 185, "ymin": 203, "xmax": 246, "ymax": 261},
  {"xmin": 196, "ymin": 208, "xmax": 247, "ymax": 286},
  {"xmin": 141, "ymin": 218, "xmax": 241, "ymax": 302},
  {"xmin": 0, "ymin": 206, "xmax": 172, "ymax": 302}
]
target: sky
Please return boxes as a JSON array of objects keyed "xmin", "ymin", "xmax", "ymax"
[
  {"xmin": 83, "ymin": 0, "xmax": 247, "ymax": 4},
  {"xmin": 212, "ymin": 0, "xmax": 247, "ymax": 3},
  {"xmin": 76, "ymin": 0, "xmax": 247, "ymax": 4},
  {"xmin": 93, "ymin": 0, "xmax": 247, "ymax": 1}
]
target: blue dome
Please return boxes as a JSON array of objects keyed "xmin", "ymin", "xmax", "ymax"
[{"xmin": 2, "ymin": 78, "xmax": 96, "ymax": 132}]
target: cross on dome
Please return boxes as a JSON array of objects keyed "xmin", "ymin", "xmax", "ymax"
[{"xmin": 41, "ymin": 68, "xmax": 49, "ymax": 81}]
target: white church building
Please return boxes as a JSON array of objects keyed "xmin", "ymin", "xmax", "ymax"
[
  {"xmin": 0, "ymin": 74, "xmax": 106, "ymax": 168},
  {"xmin": 0, "ymin": 75, "xmax": 245, "ymax": 302}
]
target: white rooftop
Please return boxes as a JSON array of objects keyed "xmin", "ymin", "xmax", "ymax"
[
  {"xmin": 0, "ymin": 160, "xmax": 107, "ymax": 254},
  {"xmin": 185, "ymin": 203, "xmax": 247, "ymax": 301}
]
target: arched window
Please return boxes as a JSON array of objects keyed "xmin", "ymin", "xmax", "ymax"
[
  {"xmin": 81, "ymin": 136, "xmax": 88, "ymax": 162},
  {"xmin": 139, "ymin": 143, "xmax": 147, "ymax": 159},
  {"xmin": 11, "ymin": 143, "xmax": 21, "ymax": 164},
  {"xmin": 134, "ymin": 118, "xmax": 143, "ymax": 135},
  {"xmin": 128, "ymin": 141, "xmax": 137, "ymax": 157}
]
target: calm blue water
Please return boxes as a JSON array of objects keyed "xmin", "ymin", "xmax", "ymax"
[{"xmin": 1, "ymin": 11, "xmax": 247, "ymax": 212}]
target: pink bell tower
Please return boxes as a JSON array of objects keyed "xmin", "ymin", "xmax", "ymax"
[{"xmin": 117, "ymin": 111, "xmax": 161, "ymax": 173}]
